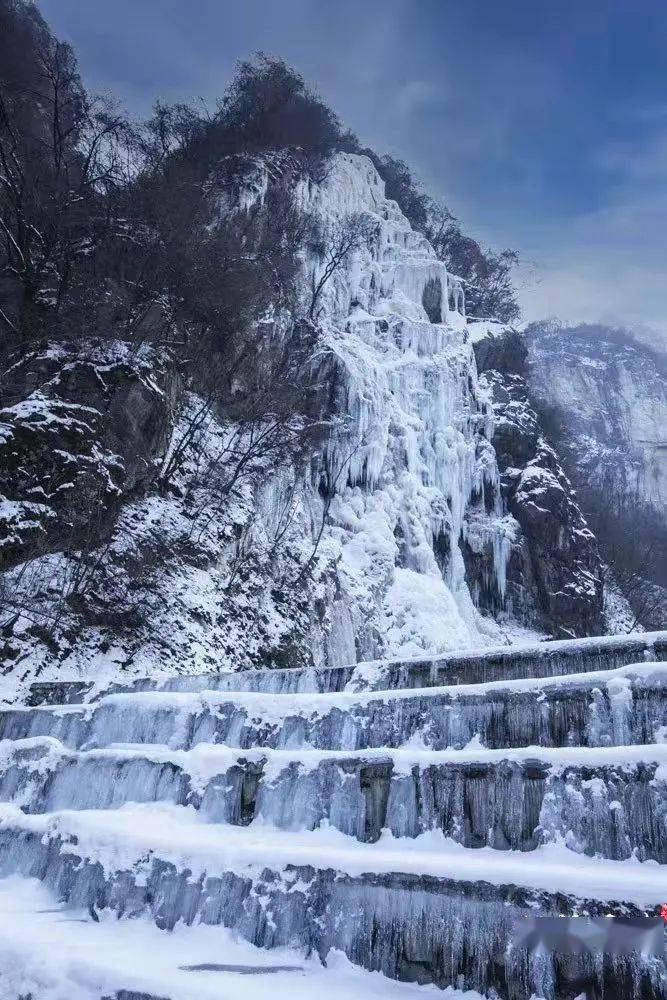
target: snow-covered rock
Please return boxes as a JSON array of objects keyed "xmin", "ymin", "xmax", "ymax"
[
  {"xmin": 0, "ymin": 155, "xmax": 595, "ymax": 690},
  {"xmin": 526, "ymin": 321, "xmax": 667, "ymax": 513},
  {"xmin": 0, "ymin": 342, "xmax": 177, "ymax": 571},
  {"xmin": 470, "ymin": 326, "xmax": 603, "ymax": 636}
]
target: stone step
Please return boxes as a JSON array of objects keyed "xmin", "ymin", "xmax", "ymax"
[
  {"xmin": 27, "ymin": 630, "xmax": 667, "ymax": 705},
  {"xmin": 4, "ymin": 662, "xmax": 665, "ymax": 753},
  {"xmin": 0, "ymin": 802, "xmax": 663, "ymax": 1000},
  {"xmin": 0, "ymin": 874, "xmax": 446, "ymax": 1000},
  {"xmin": 2, "ymin": 737, "xmax": 665, "ymax": 861}
]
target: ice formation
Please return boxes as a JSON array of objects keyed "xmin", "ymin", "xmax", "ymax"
[
  {"xmin": 0, "ymin": 877, "xmax": 479, "ymax": 1000},
  {"xmin": 0, "ymin": 151, "xmax": 535, "ymax": 694},
  {"xmin": 292, "ymin": 153, "xmax": 509, "ymax": 661},
  {"xmin": 0, "ymin": 637, "xmax": 664, "ymax": 999}
]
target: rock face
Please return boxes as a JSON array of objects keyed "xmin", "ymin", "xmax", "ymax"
[
  {"xmin": 0, "ymin": 342, "xmax": 177, "ymax": 571},
  {"xmin": 524, "ymin": 321, "xmax": 667, "ymax": 631},
  {"xmin": 469, "ymin": 324, "xmax": 603, "ymax": 637},
  {"xmin": 526, "ymin": 321, "xmax": 667, "ymax": 514}
]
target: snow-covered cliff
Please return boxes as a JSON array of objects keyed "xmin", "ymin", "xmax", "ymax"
[
  {"xmin": 469, "ymin": 323, "xmax": 603, "ymax": 637},
  {"xmin": 526, "ymin": 321, "xmax": 667, "ymax": 514},
  {"xmin": 1, "ymin": 154, "xmax": 565, "ymax": 693}
]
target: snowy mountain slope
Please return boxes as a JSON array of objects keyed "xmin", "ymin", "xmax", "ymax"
[
  {"xmin": 526, "ymin": 321, "xmax": 667, "ymax": 514},
  {"xmin": 2, "ymin": 152, "xmax": 559, "ymax": 694},
  {"xmin": 5, "ymin": 154, "xmax": 640, "ymax": 701}
]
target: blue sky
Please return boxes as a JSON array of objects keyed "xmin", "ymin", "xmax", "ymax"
[{"xmin": 40, "ymin": 0, "xmax": 667, "ymax": 341}]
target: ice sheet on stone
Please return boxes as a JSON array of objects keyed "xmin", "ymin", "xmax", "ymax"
[
  {"xmin": 0, "ymin": 876, "xmax": 473, "ymax": 1000},
  {"xmin": 0, "ymin": 800, "xmax": 665, "ymax": 905},
  {"xmin": 5, "ymin": 733, "xmax": 667, "ymax": 774},
  {"xmin": 67, "ymin": 658, "xmax": 667, "ymax": 712},
  {"xmin": 27, "ymin": 628, "xmax": 660, "ymax": 704},
  {"xmin": 2, "ymin": 661, "xmax": 664, "ymax": 754},
  {"xmin": 1, "ymin": 737, "xmax": 664, "ymax": 860}
]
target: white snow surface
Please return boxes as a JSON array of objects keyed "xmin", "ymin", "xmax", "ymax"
[
  {"xmin": 1, "ymin": 800, "xmax": 664, "ymax": 906},
  {"xmin": 0, "ymin": 876, "xmax": 480, "ymax": 1000}
]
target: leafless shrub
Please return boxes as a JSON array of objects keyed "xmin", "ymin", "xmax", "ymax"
[
  {"xmin": 308, "ymin": 213, "xmax": 375, "ymax": 320},
  {"xmin": 587, "ymin": 492, "xmax": 666, "ymax": 630}
]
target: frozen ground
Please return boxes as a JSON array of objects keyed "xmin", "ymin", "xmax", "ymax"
[{"xmin": 0, "ymin": 876, "xmax": 482, "ymax": 1000}]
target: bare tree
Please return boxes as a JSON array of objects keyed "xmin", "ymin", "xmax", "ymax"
[
  {"xmin": 587, "ymin": 491, "xmax": 666, "ymax": 631},
  {"xmin": 308, "ymin": 213, "xmax": 374, "ymax": 320},
  {"xmin": 423, "ymin": 201, "xmax": 520, "ymax": 323},
  {"xmin": 0, "ymin": 7, "xmax": 132, "ymax": 346}
]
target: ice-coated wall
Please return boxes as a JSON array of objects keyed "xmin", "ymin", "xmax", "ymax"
[{"xmin": 290, "ymin": 154, "xmax": 509, "ymax": 662}]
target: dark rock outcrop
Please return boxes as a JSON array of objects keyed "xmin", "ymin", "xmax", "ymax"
[
  {"xmin": 0, "ymin": 342, "xmax": 178, "ymax": 570},
  {"xmin": 472, "ymin": 327, "xmax": 603, "ymax": 637}
]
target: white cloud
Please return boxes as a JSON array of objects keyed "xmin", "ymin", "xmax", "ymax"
[
  {"xmin": 395, "ymin": 80, "xmax": 444, "ymax": 117},
  {"xmin": 516, "ymin": 117, "xmax": 667, "ymax": 349},
  {"xmin": 519, "ymin": 258, "xmax": 666, "ymax": 342},
  {"xmin": 594, "ymin": 131, "xmax": 667, "ymax": 181}
]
